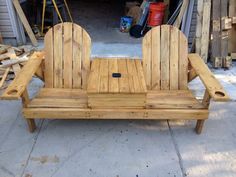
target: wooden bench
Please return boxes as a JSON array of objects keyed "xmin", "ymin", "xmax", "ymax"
[{"xmin": 1, "ymin": 23, "xmax": 230, "ymax": 134}]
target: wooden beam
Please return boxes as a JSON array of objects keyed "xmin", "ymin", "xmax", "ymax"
[
  {"xmin": 174, "ymin": 0, "xmax": 189, "ymax": 28},
  {"xmin": 12, "ymin": 0, "xmax": 38, "ymax": 46},
  {"xmin": 23, "ymin": 108, "xmax": 209, "ymax": 120}
]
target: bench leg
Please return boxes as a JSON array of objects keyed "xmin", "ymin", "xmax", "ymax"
[
  {"xmin": 195, "ymin": 120, "xmax": 205, "ymax": 134},
  {"xmin": 26, "ymin": 119, "xmax": 36, "ymax": 133}
]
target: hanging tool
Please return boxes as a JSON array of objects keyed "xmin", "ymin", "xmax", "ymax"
[{"xmin": 41, "ymin": 0, "xmax": 73, "ymax": 34}]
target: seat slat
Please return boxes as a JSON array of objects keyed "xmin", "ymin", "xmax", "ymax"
[
  {"xmin": 146, "ymin": 90, "xmax": 206, "ymax": 109},
  {"xmin": 28, "ymin": 88, "xmax": 88, "ymax": 108}
]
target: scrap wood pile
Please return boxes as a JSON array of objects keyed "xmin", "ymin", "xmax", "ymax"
[
  {"xmin": 0, "ymin": 44, "xmax": 35, "ymax": 89},
  {"xmin": 194, "ymin": 0, "xmax": 236, "ymax": 68}
]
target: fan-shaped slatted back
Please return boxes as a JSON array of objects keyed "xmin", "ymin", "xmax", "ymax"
[
  {"xmin": 44, "ymin": 22, "xmax": 91, "ymax": 89},
  {"xmin": 142, "ymin": 25, "xmax": 188, "ymax": 90}
]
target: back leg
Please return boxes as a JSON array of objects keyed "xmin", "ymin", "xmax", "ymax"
[
  {"xmin": 195, "ymin": 120, "xmax": 205, "ymax": 134},
  {"xmin": 26, "ymin": 119, "xmax": 36, "ymax": 133}
]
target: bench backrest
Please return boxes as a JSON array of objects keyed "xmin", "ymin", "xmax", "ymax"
[
  {"xmin": 142, "ymin": 25, "xmax": 188, "ymax": 90},
  {"xmin": 44, "ymin": 22, "xmax": 91, "ymax": 89}
]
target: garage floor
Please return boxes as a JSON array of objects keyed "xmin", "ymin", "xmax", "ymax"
[
  {"xmin": 68, "ymin": 0, "xmax": 141, "ymax": 43},
  {"xmin": 0, "ymin": 47, "xmax": 236, "ymax": 177}
]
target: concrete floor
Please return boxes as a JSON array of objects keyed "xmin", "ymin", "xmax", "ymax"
[{"xmin": 0, "ymin": 58, "xmax": 236, "ymax": 177}]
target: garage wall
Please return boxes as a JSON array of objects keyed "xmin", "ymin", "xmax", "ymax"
[{"xmin": 0, "ymin": 0, "xmax": 26, "ymax": 45}]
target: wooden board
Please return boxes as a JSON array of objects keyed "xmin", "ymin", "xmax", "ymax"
[
  {"xmin": 142, "ymin": 25, "xmax": 188, "ymax": 91},
  {"xmin": 12, "ymin": 0, "xmax": 38, "ymax": 46},
  {"xmin": 200, "ymin": 0, "xmax": 211, "ymax": 63},
  {"xmin": 87, "ymin": 58, "xmax": 147, "ymax": 94},
  {"xmin": 44, "ymin": 23, "xmax": 91, "ymax": 89},
  {"xmin": 146, "ymin": 90, "xmax": 206, "ymax": 109},
  {"xmin": 188, "ymin": 53, "xmax": 230, "ymax": 101},
  {"xmin": 211, "ymin": 0, "xmax": 222, "ymax": 67},
  {"xmin": 23, "ymin": 107, "xmax": 209, "ymax": 120}
]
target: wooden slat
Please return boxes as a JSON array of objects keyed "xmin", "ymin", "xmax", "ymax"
[
  {"xmin": 146, "ymin": 90, "xmax": 205, "ymax": 109},
  {"xmin": 99, "ymin": 59, "xmax": 109, "ymax": 93},
  {"xmin": 108, "ymin": 59, "xmax": 119, "ymax": 93},
  {"xmin": 37, "ymin": 88, "xmax": 87, "ymax": 99},
  {"xmin": 117, "ymin": 59, "xmax": 130, "ymax": 93},
  {"xmin": 200, "ymin": 0, "xmax": 211, "ymax": 63},
  {"xmin": 1, "ymin": 52, "xmax": 44, "ymax": 99},
  {"xmin": 88, "ymin": 93, "xmax": 145, "ymax": 108},
  {"xmin": 169, "ymin": 26, "xmax": 179, "ymax": 90},
  {"xmin": 142, "ymin": 30, "xmax": 152, "ymax": 89},
  {"xmin": 195, "ymin": 0, "xmax": 203, "ymax": 54},
  {"xmin": 63, "ymin": 23, "xmax": 73, "ymax": 88},
  {"xmin": 87, "ymin": 59, "xmax": 100, "ymax": 92},
  {"xmin": 53, "ymin": 24, "xmax": 63, "ymax": 88},
  {"xmin": 178, "ymin": 31, "xmax": 188, "ymax": 89},
  {"xmin": 28, "ymin": 98, "xmax": 87, "ymax": 108},
  {"xmin": 44, "ymin": 28, "xmax": 54, "ymax": 87},
  {"xmin": 23, "ymin": 108, "xmax": 209, "ymax": 120},
  {"xmin": 151, "ymin": 26, "xmax": 160, "ymax": 90},
  {"xmin": 81, "ymin": 30, "xmax": 91, "ymax": 89},
  {"xmin": 160, "ymin": 25, "xmax": 170, "ymax": 90},
  {"xmin": 188, "ymin": 53, "xmax": 230, "ymax": 101},
  {"xmin": 72, "ymin": 24, "xmax": 82, "ymax": 88},
  {"xmin": 12, "ymin": 0, "xmax": 38, "ymax": 46},
  {"xmin": 134, "ymin": 60, "xmax": 147, "ymax": 92},
  {"xmin": 127, "ymin": 59, "xmax": 141, "ymax": 93}
]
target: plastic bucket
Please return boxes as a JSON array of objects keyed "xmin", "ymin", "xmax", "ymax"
[
  {"xmin": 148, "ymin": 2, "xmax": 166, "ymax": 27},
  {"xmin": 120, "ymin": 16, "xmax": 133, "ymax": 32}
]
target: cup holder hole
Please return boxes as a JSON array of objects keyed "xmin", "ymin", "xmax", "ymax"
[
  {"xmin": 215, "ymin": 91, "xmax": 225, "ymax": 97},
  {"xmin": 7, "ymin": 89, "xmax": 18, "ymax": 95}
]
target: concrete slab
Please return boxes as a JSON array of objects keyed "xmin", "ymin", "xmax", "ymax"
[
  {"xmin": 169, "ymin": 102, "xmax": 236, "ymax": 177},
  {"xmin": 22, "ymin": 120, "xmax": 182, "ymax": 177}
]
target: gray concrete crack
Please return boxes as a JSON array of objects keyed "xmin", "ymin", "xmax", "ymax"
[
  {"xmin": 20, "ymin": 120, "xmax": 44, "ymax": 177},
  {"xmin": 167, "ymin": 120, "xmax": 187, "ymax": 177}
]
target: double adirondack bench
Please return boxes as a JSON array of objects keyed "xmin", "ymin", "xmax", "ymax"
[{"xmin": 1, "ymin": 23, "xmax": 230, "ymax": 134}]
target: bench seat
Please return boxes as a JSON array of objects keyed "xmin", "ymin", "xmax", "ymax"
[{"xmin": 24, "ymin": 88, "xmax": 208, "ymax": 120}]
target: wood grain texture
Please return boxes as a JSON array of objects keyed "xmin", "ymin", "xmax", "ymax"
[
  {"xmin": 188, "ymin": 53, "xmax": 230, "ymax": 101},
  {"xmin": 23, "ymin": 107, "xmax": 208, "ymax": 120},
  {"xmin": 44, "ymin": 23, "xmax": 91, "ymax": 89},
  {"xmin": 160, "ymin": 25, "xmax": 170, "ymax": 90}
]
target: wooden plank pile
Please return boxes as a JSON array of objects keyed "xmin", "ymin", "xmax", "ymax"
[
  {"xmin": 210, "ymin": 0, "xmax": 234, "ymax": 68},
  {"xmin": 0, "ymin": 44, "xmax": 34, "ymax": 89},
  {"xmin": 194, "ymin": 0, "xmax": 236, "ymax": 68}
]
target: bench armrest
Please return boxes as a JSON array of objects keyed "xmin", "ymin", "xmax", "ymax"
[
  {"xmin": 1, "ymin": 51, "xmax": 45, "ymax": 100},
  {"xmin": 188, "ymin": 53, "xmax": 230, "ymax": 101}
]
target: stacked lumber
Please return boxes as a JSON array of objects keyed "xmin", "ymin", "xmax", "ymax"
[
  {"xmin": 228, "ymin": 0, "xmax": 236, "ymax": 61},
  {"xmin": 0, "ymin": 44, "xmax": 34, "ymax": 89},
  {"xmin": 210, "ymin": 0, "xmax": 232, "ymax": 68}
]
